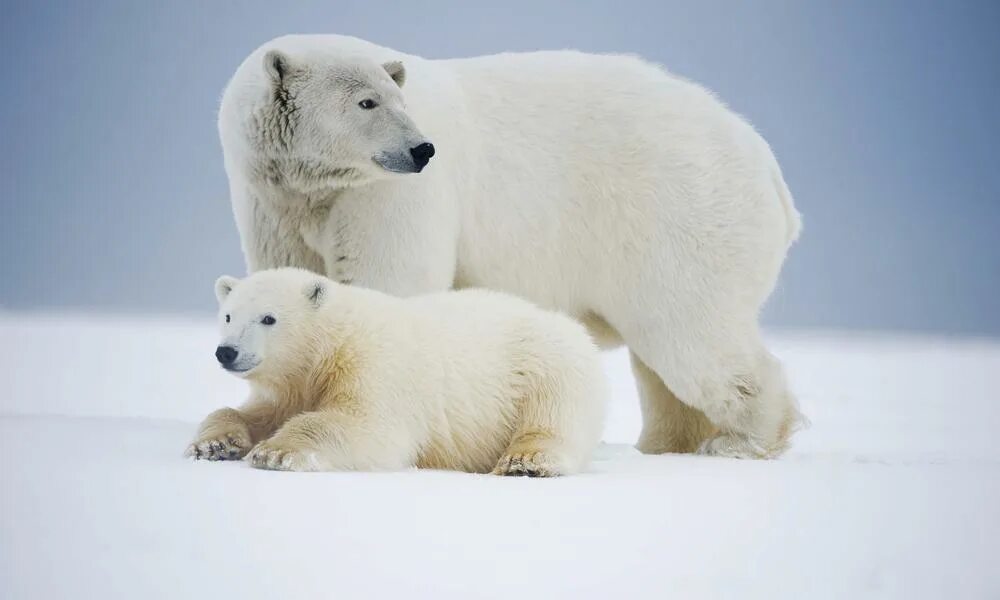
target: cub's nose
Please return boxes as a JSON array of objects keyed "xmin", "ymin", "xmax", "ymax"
[
  {"xmin": 409, "ymin": 142, "xmax": 435, "ymax": 171},
  {"xmin": 215, "ymin": 345, "xmax": 238, "ymax": 365}
]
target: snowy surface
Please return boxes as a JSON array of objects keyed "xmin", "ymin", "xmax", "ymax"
[{"xmin": 1, "ymin": 313, "xmax": 998, "ymax": 599}]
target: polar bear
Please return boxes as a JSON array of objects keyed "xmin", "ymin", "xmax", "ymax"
[
  {"xmin": 186, "ymin": 268, "xmax": 606, "ymax": 475},
  {"xmin": 218, "ymin": 35, "xmax": 804, "ymax": 459}
]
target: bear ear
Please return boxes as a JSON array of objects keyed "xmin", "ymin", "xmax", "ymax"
[
  {"xmin": 215, "ymin": 275, "xmax": 240, "ymax": 303},
  {"xmin": 382, "ymin": 60, "xmax": 406, "ymax": 88},
  {"xmin": 263, "ymin": 49, "xmax": 297, "ymax": 84},
  {"xmin": 304, "ymin": 279, "xmax": 327, "ymax": 307}
]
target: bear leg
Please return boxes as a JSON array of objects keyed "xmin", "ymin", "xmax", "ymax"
[
  {"xmin": 631, "ymin": 352, "xmax": 717, "ymax": 454},
  {"xmin": 246, "ymin": 410, "xmax": 414, "ymax": 472},
  {"xmin": 186, "ymin": 407, "xmax": 253, "ymax": 461},
  {"xmin": 493, "ymin": 362, "xmax": 603, "ymax": 477},
  {"xmin": 627, "ymin": 323, "xmax": 802, "ymax": 459}
]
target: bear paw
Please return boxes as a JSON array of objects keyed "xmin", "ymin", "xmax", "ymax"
[
  {"xmin": 185, "ymin": 430, "xmax": 251, "ymax": 461},
  {"xmin": 493, "ymin": 451, "xmax": 563, "ymax": 478},
  {"xmin": 696, "ymin": 433, "xmax": 770, "ymax": 459},
  {"xmin": 246, "ymin": 442, "xmax": 316, "ymax": 472}
]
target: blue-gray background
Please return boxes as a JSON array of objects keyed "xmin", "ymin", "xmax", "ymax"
[{"xmin": 1, "ymin": 1, "xmax": 997, "ymax": 335}]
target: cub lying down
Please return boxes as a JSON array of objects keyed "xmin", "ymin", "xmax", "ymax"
[{"xmin": 186, "ymin": 268, "xmax": 607, "ymax": 476}]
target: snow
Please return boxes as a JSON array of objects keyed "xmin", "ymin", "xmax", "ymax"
[{"xmin": 1, "ymin": 313, "xmax": 998, "ymax": 599}]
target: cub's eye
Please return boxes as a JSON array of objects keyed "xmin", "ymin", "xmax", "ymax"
[
  {"xmin": 225, "ymin": 314, "xmax": 230, "ymax": 323},
  {"xmin": 261, "ymin": 315, "xmax": 277, "ymax": 326},
  {"xmin": 358, "ymin": 99, "xmax": 377, "ymax": 110}
]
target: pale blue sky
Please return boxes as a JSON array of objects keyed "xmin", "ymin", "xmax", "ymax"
[{"xmin": 1, "ymin": 1, "xmax": 998, "ymax": 335}]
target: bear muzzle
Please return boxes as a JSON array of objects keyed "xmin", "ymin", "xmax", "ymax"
[{"xmin": 215, "ymin": 345, "xmax": 239, "ymax": 366}]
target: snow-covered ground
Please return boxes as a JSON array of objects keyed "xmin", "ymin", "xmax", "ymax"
[{"xmin": 1, "ymin": 314, "xmax": 998, "ymax": 599}]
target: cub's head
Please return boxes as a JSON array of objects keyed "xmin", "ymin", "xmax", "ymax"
[
  {"xmin": 245, "ymin": 47, "xmax": 434, "ymax": 191},
  {"xmin": 213, "ymin": 269, "xmax": 331, "ymax": 382}
]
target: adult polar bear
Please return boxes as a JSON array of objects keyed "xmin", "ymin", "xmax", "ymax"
[{"xmin": 218, "ymin": 35, "xmax": 803, "ymax": 459}]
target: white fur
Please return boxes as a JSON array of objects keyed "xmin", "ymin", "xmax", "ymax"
[
  {"xmin": 187, "ymin": 268, "xmax": 607, "ymax": 475},
  {"xmin": 219, "ymin": 35, "xmax": 804, "ymax": 458}
]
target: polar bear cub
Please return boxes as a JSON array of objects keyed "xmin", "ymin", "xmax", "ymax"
[{"xmin": 186, "ymin": 268, "xmax": 607, "ymax": 476}]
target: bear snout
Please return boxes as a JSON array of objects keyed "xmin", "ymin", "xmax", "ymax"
[
  {"xmin": 409, "ymin": 142, "xmax": 435, "ymax": 171},
  {"xmin": 215, "ymin": 345, "xmax": 239, "ymax": 366}
]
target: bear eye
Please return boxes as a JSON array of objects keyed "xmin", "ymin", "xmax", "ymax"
[
  {"xmin": 225, "ymin": 314, "xmax": 230, "ymax": 323},
  {"xmin": 358, "ymin": 99, "xmax": 377, "ymax": 110},
  {"xmin": 261, "ymin": 315, "xmax": 276, "ymax": 326}
]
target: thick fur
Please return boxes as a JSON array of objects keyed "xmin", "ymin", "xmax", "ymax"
[
  {"xmin": 186, "ymin": 268, "xmax": 607, "ymax": 475},
  {"xmin": 219, "ymin": 35, "xmax": 804, "ymax": 458}
]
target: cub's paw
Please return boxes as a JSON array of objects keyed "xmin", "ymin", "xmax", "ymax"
[
  {"xmin": 493, "ymin": 451, "xmax": 565, "ymax": 478},
  {"xmin": 246, "ymin": 441, "xmax": 316, "ymax": 472},
  {"xmin": 185, "ymin": 430, "xmax": 251, "ymax": 461}
]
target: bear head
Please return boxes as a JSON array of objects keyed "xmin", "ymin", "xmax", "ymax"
[
  {"xmin": 245, "ymin": 48, "xmax": 434, "ymax": 192},
  {"xmin": 213, "ymin": 268, "xmax": 332, "ymax": 383}
]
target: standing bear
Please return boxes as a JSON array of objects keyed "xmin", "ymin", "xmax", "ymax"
[
  {"xmin": 218, "ymin": 35, "xmax": 804, "ymax": 458},
  {"xmin": 187, "ymin": 268, "xmax": 606, "ymax": 475}
]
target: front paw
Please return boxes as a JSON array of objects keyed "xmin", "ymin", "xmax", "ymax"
[
  {"xmin": 246, "ymin": 441, "xmax": 315, "ymax": 471},
  {"xmin": 185, "ymin": 429, "xmax": 251, "ymax": 461}
]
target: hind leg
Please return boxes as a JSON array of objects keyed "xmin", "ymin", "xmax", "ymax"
[
  {"xmin": 493, "ymin": 429, "xmax": 570, "ymax": 477},
  {"xmin": 493, "ymin": 356, "xmax": 606, "ymax": 477},
  {"xmin": 625, "ymin": 320, "xmax": 801, "ymax": 459},
  {"xmin": 692, "ymin": 347, "xmax": 801, "ymax": 458},
  {"xmin": 631, "ymin": 352, "xmax": 717, "ymax": 454}
]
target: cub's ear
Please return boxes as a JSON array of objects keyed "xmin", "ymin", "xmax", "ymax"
[
  {"xmin": 215, "ymin": 275, "xmax": 240, "ymax": 303},
  {"xmin": 304, "ymin": 279, "xmax": 327, "ymax": 307},
  {"xmin": 263, "ymin": 49, "xmax": 297, "ymax": 84},
  {"xmin": 383, "ymin": 60, "xmax": 406, "ymax": 87}
]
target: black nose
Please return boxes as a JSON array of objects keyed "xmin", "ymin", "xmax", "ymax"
[
  {"xmin": 215, "ymin": 345, "xmax": 238, "ymax": 365},
  {"xmin": 409, "ymin": 142, "xmax": 435, "ymax": 171}
]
